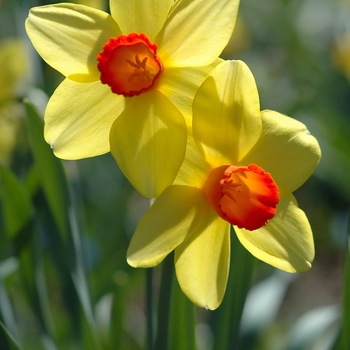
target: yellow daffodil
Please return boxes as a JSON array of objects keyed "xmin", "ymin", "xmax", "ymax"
[
  {"xmin": 0, "ymin": 38, "xmax": 28, "ymax": 101},
  {"xmin": 0, "ymin": 104, "xmax": 21, "ymax": 165},
  {"xmin": 127, "ymin": 60, "xmax": 321, "ymax": 309},
  {"xmin": 0, "ymin": 38, "xmax": 28, "ymax": 164},
  {"xmin": 25, "ymin": 0, "xmax": 239, "ymax": 198},
  {"xmin": 332, "ymin": 31, "xmax": 350, "ymax": 81},
  {"xmin": 75, "ymin": 0, "xmax": 106, "ymax": 10}
]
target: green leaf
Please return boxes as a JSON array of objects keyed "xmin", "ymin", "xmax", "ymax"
[
  {"xmin": 0, "ymin": 279, "xmax": 22, "ymax": 349},
  {"xmin": 169, "ymin": 278, "xmax": 196, "ymax": 350},
  {"xmin": 287, "ymin": 304, "xmax": 340, "ymax": 350},
  {"xmin": 331, "ymin": 211, "xmax": 350, "ymax": 350},
  {"xmin": 342, "ymin": 212, "xmax": 350, "ymax": 347},
  {"xmin": 0, "ymin": 164, "xmax": 32, "ymax": 239},
  {"xmin": 240, "ymin": 271, "xmax": 293, "ymax": 349},
  {"xmin": 24, "ymin": 100, "xmax": 97, "ymax": 346},
  {"xmin": 154, "ymin": 254, "xmax": 174, "ymax": 350},
  {"xmin": 24, "ymin": 99, "xmax": 70, "ymax": 241},
  {"xmin": 146, "ymin": 268, "xmax": 155, "ymax": 350},
  {"xmin": 0, "ymin": 319, "xmax": 22, "ymax": 350},
  {"xmin": 212, "ymin": 228, "xmax": 256, "ymax": 350}
]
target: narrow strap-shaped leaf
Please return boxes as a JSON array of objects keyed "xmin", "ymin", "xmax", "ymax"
[
  {"xmin": 24, "ymin": 99, "xmax": 70, "ymax": 242},
  {"xmin": 0, "ymin": 319, "xmax": 22, "ymax": 350},
  {"xmin": 0, "ymin": 163, "xmax": 58, "ymax": 346},
  {"xmin": 154, "ymin": 253, "xmax": 174, "ymax": 350},
  {"xmin": 24, "ymin": 100, "xmax": 99, "ymax": 346},
  {"xmin": 0, "ymin": 279, "xmax": 22, "ymax": 349},
  {"xmin": 342, "ymin": 212, "xmax": 350, "ymax": 347},
  {"xmin": 212, "ymin": 227, "xmax": 256, "ymax": 350},
  {"xmin": 0, "ymin": 164, "xmax": 32, "ymax": 239},
  {"xmin": 241, "ymin": 271, "xmax": 293, "ymax": 349},
  {"xmin": 169, "ymin": 278, "xmax": 196, "ymax": 350},
  {"xmin": 331, "ymin": 211, "xmax": 350, "ymax": 349},
  {"xmin": 146, "ymin": 268, "xmax": 155, "ymax": 350}
]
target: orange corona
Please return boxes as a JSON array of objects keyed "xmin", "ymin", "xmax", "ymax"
[
  {"xmin": 97, "ymin": 33, "xmax": 163, "ymax": 97},
  {"xmin": 204, "ymin": 164, "xmax": 279, "ymax": 231}
]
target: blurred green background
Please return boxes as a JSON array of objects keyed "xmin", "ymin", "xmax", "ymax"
[{"xmin": 0, "ymin": 0, "xmax": 350, "ymax": 349}]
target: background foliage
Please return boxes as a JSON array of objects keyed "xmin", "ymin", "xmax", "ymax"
[{"xmin": 0, "ymin": 0, "xmax": 350, "ymax": 349}]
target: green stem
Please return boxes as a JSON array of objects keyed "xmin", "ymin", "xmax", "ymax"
[
  {"xmin": 213, "ymin": 228, "xmax": 256, "ymax": 350},
  {"xmin": 169, "ymin": 278, "xmax": 196, "ymax": 350},
  {"xmin": 146, "ymin": 268, "xmax": 154, "ymax": 350},
  {"xmin": 332, "ymin": 211, "xmax": 350, "ymax": 349},
  {"xmin": 154, "ymin": 253, "xmax": 174, "ymax": 350}
]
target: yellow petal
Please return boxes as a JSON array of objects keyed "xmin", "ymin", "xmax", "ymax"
[
  {"xmin": 110, "ymin": 0, "xmax": 173, "ymax": 41},
  {"xmin": 127, "ymin": 185, "xmax": 209, "ymax": 267},
  {"xmin": 235, "ymin": 187, "xmax": 314, "ymax": 272},
  {"xmin": 156, "ymin": 0, "xmax": 240, "ymax": 67},
  {"xmin": 175, "ymin": 207, "xmax": 230, "ymax": 310},
  {"xmin": 110, "ymin": 90, "xmax": 187, "ymax": 198},
  {"xmin": 193, "ymin": 60, "xmax": 261, "ymax": 167},
  {"xmin": 25, "ymin": 3, "xmax": 121, "ymax": 82},
  {"xmin": 75, "ymin": 0, "xmax": 106, "ymax": 10},
  {"xmin": 158, "ymin": 59, "xmax": 222, "ymax": 133},
  {"xmin": 174, "ymin": 135, "xmax": 211, "ymax": 188},
  {"xmin": 240, "ymin": 110, "xmax": 321, "ymax": 192},
  {"xmin": 44, "ymin": 79, "xmax": 124, "ymax": 159}
]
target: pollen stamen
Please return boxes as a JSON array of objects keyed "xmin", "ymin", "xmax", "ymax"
[
  {"xmin": 126, "ymin": 55, "xmax": 155, "ymax": 82},
  {"xmin": 222, "ymin": 179, "xmax": 242, "ymax": 202}
]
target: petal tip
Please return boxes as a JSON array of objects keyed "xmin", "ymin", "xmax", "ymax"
[{"xmin": 126, "ymin": 255, "xmax": 155, "ymax": 268}]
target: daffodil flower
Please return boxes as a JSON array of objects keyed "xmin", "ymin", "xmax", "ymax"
[
  {"xmin": 127, "ymin": 60, "xmax": 321, "ymax": 309},
  {"xmin": 25, "ymin": 0, "xmax": 239, "ymax": 198},
  {"xmin": 0, "ymin": 38, "xmax": 28, "ymax": 102},
  {"xmin": 0, "ymin": 38, "xmax": 28, "ymax": 164},
  {"xmin": 333, "ymin": 31, "xmax": 350, "ymax": 81}
]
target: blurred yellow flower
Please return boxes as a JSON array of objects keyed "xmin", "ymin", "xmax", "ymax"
[
  {"xmin": 0, "ymin": 104, "xmax": 21, "ymax": 165},
  {"xmin": 332, "ymin": 32, "xmax": 350, "ymax": 81},
  {"xmin": 0, "ymin": 38, "xmax": 28, "ymax": 101},
  {"xmin": 0, "ymin": 38, "xmax": 28, "ymax": 165},
  {"xmin": 25, "ymin": 0, "xmax": 240, "ymax": 198},
  {"xmin": 127, "ymin": 61, "xmax": 321, "ymax": 309}
]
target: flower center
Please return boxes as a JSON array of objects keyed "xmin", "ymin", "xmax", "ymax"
[
  {"xmin": 203, "ymin": 164, "xmax": 279, "ymax": 231},
  {"xmin": 97, "ymin": 33, "xmax": 163, "ymax": 97}
]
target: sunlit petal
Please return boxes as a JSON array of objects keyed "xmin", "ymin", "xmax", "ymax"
[
  {"xmin": 156, "ymin": 0, "xmax": 239, "ymax": 66},
  {"xmin": 25, "ymin": 3, "xmax": 121, "ymax": 82},
  {"xmin": 110, "ymin": 0, "xmax": 173, "ymax": 41},
  {"xmin": 193, "ymin": 60, "xmax": 261, "ymax": 167},
  {"xmin": 110, "ymin": 90, "xmax": 187, "ymax": 198},
  {"xmin": 175, "ymin": 207, "xmax": 230, "ymax": 310},
  {"xmin": 240, "ymin": 110, "xmax": 321, "ymax": 192},
  {"xmin": 174, "ymin": 135, "xmax": 211, "ymax": 188},
  {"xmin": 75, "ymin": 0, "xmax": 105, "ymax": 10},
  {"xmin": 45, "ymin": 79, "xmax": 124, "ymax": 159},
  {"xmin": 127, "ymin": 185, "xmax": 209, "ymax": 267},
  {"xmin": 235, "ymin": 187, "xmax": 314, "ymax": 272},
  {"xmin": 158, "ymin": 59, "xmax": 222, "ymax": 132}
]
